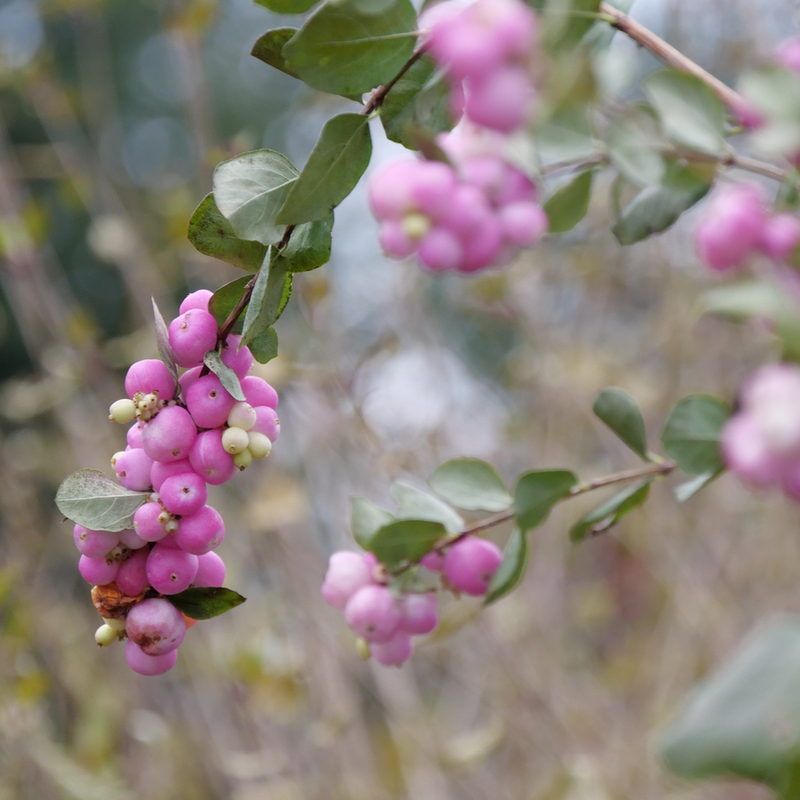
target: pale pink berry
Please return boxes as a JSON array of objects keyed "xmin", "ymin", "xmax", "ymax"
[
  {"xmin": 179, "ymin": 366, "xmax": 203, "ymax": 397},
  {"xmin": 242, "ymin": 376, "xmax": 279, "ymax": 409},
  {"xmin": 495, "ymin": 167, "xmax": 538, "ymax": 206},
  {"xmin": 368, "ymin": 160, "xmax": 425, "ymax": 220},
  {"xmin": 379, "ymin": 221, "xmax": 418, "ymax": 258},
  {"xmin": 125, "ymin": 359, "xmax": 176, "ymax": 401},
  {"xmin": 186, "ymin": 374, "xmax": 236, "ymax": 430},
  {"xmin": 159, "ymin": 472, "xmax": 208, "ymax": 517},
  {"xmin": 741, "ymin": 364, "xmax": 800, "ymax": 456},
  {"xmin": 126, "ymin": 597, "xmax": 186, "ymax": 656},
  {"xmin": 220, "ymin": 335, "xmax": 254, "ymax": 378},
  {"xmin": 193, "ymin": 551, "xmax": 226, "ymax": 587},
  {"xmin": 777, "ymin": 38, "xmax": 800, "ymax": 72},
  {"xmin": 173, "ymin": 505, "xmax": 226, "ymax": 555},
  {"xmin": 179, "ymin": 289, "xmax": 214, "ymax": 314},
  {"xmin": 440, "ymin": 184, "xmax": 494, "ymax": 237},
  {"xmin": 189, "ymin": 429, "xmax": 237, "ymax": 485},
  {"xmin": 150, "ymin": 458, "xmax": 195, "ymax": 492},
  {"xmin": 125, "ymin": 639, "xmax": 178, "ymax": 676},
  {"xmin": 73, "ymin": 525, "xmax": 120, "ymax": 558},
  {"xmin": 760, "ymin": 213, "xmax": 800, "ymax": 259},
  {"xmin": 418, "ymin": 227, "xmax": 464, "ymax": 271},
  {"xmin": 133, "ymin": 501, "xmax": 169, "ymax": 542},
  {"xmin": 141, "ymin": 405, "xmax": 197, "ymax": 463},
  {"xmin": 782, "ymin": 457, "xmax": 800, "ymax": 499},
  {"xmin": 458, "ymin": 215, "xmax": 504, "ymax": 272},
  {"xmin": 146, "ymin": 544, "xmax": 199, "ymax": 594},
  {"xmin": 443, "ymin": 536, "xmax": 503, "ymax": 595},
  {"xmin": 399, "ymin": 592, "xmax": 438, "ymax": 635},
  {"xmin": 126, "ymin": 423, "xmax": 144, "ymax": 449},
  {"xmin": 371, "ymin": 632, "xmax": 414, "ymax": 667},
  {"xmin": 409, "ymin": 161, "xmax": 459, "ymax": 220},
  {"xmin": 168, "ymin": 309, "xmax": 219, "ymax": 368},
  {"xmin": 251, "ymin": 406, "xmax": 281, "ymax": 442},
  {"xmin": 465, "ymin": 65, "xmax": 534, "ymax": 132},
  {"xmin": 114, "ymin": 448, "xmax": 155, "ymax": 491},
  {"xmin": 343, "ymin": 585, "xmax": 402, "ymax": 643},
  {"xmin": 116, "ymin": 548, "xmax": 149, "ymax": 596},
  {"xmin": 720, "ymin": 412, "xmax": 781, "ymax": 487},
  {"xmin": 498, "ymin": 201, "xmax": 549, "ymax": 246},
  {"xmin": 421, "ymin": 550, "xmax": 446, "ymax": 572},
  {"xmin": 78, "ymin": 554, "xmax": 120, "ymax": 586},
  {"xmin": 321, "ymin": 551, "xmax": 375, "ymax": 610},
  {"xmin": 119, "ymin": 527, "xmax": 149, "ymax": 550}
]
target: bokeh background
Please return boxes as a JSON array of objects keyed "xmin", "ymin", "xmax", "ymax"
[{"xmin": 1, "ymin": 0, "xmax": 799, "ymax": 797}]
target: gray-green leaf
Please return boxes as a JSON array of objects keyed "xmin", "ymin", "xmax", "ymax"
[
  {"xmin": 203, "ymin": 350, "xmax": 246, "ymax": 402},
  {"xmin": 390, "ymin": 480, "xmax": 463, "ymax": 535},
  {"xmin": 55, "ymin": 469, "xmax": 148, "ymax": 532},
  {"xmin": 569, "ymin": 479, "xmax": 650, "ymax": 542},
  {"xmin": 674, "ymin": 469, "xmax": 721, "ymax": 503},
  {"xmin": 151, "ymin": 298, "xmax": 180, "ymax": 389},
  {"xmin": 428, "ymin": 458, "xmax": 512, "ymax": 512},
  {"xmin": 593, "ymin": 387, "xmax": 649, "ymax": 459},
  {"xmin": 514, "ymin": 470, "xmax": 578, "ymax": 533},
  {"xmin": 605, "ymin": 105, "xmax": 665, "ymax": 187},
  {"xmin": 543, "ymin": 168, "xmax": 595, "ymax": 233},
  {"xmin": 660, "ymin": 395, "xmax": 730, "ymax": 475},
  {"xmin": 485, "ymin": 528, "xmax": 528, "ymax": 605},
  {"xmin": 351, "ymin": 496, "xmax": 395, "ymax": 549},
  {"xmin": 248, "ymin": 327, "xmax": 279, "ymax": 365}
]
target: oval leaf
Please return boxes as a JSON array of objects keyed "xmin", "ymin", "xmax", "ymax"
[
  {"xmin": 282, "ymin": 0, "xmax": 417, "ymax": 96},
  {"xmin": 276, "ymin": 114, "xmax": 372, "ymax": 225},
  {"xmin": 367, "ymin": 519, "xmax": 447, "ymax": 568},
  {"xmin": 569, "ymin": 479, "xmax": 650, "ymax": 543},
  {"xmin": 485, "ymin": 528, "xmax": 528, "ymax": 605},
  {"xmin": 605, "ymin": 105, "xmax": 665, "ymax": 187},
  {"xmin": 213, "ymin": 150, "xmax": 299, "ymax": 246},
  {"xmin": 593, "ymin": 387, "xmax": 648, "ymax": 459},
  {"xmin": 351, "ymin": 496, "xmax": 395, "ymax": 549},
  {"xmin": 56, "ymin": 469, "xmax": 148, "ymax": 532},
  {"xmin": 203, "ymin": 350, "xmax": 246, "ymax": 401},
  {"xmin": 209, "ymin": 275, "xmax": 252, "ymax": 329},
  {"xmin": 248, "ymin": 326, "xmax": 279, "ymax": 365},
  {"xmin": 166, "ymin": 587, "xmax": 246, "ymax": 620},
  {"xmin": 151, "ymin": 297, "xmax": 180, "ymax": 390},
  {"xmin": 674, "ymin": 469, "xmax": 721, "ymax": 503},
  {"xmin": 275, "ymin": 213, "xmax": 333, "ymax": 273},
  {"xmin": 241, "ymin": 248, "xmax": 293, "ymax": 346},
  {"xmin": 514, "ymin": 470, "xmax": 578, "ymax": 533},
  {"xmin": 660, "ymin": 395, "xmax": 730, "ymax": 476},
  {"xmin": 390, "ymin": 480, "xmax": 463, "ymax": 535},
  {"xmin": 428, "ymin": 458, "xmax": 512, "ymax": 512},
  {"xmin": 254, "ymin": 0, "xmax": 318, "ymax": 12},
  {"xmin": 543, "ymin": 168, "xmax": 595, "ymax": 234}
]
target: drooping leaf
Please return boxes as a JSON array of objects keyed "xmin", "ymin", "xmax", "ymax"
[
  {"xmin": 208, "ymin": 275, "xmax": 252, "ymax": 329},
  {"xmin": 281, "ymin": 0, "xmax": 418, "ymax": 97},
  {"xmin": 485, "ymin": 528, "xmax": 528, "ymax": 605},
  {"xmin": 390, "ymin": 481, "xmax": 464, "ymax": 535},
  {"xmin": 660, "ymin": 395, "xmax": 730, "ymax": 476},
  {"xmin": 240, "ymin": 249, "xmax": 293, "ymax": 346},
  {"xmin": 166, "ymin": 587, "xmax": 246, "ymax": 620},
  {"xmin": 187, "ymin": 193, "xmax": 268, "ymax": 272},
  {"xmin": 151, "ymin": 298, "xmax": 180, "ymax": 389},
  {"xmin": 277, "ymin": 113, "xmax": 372, "ymax": 224},
  {"xmin": 674, "ymin": 469, "xmax": 721, "ymax": 503},
  {"xmin": 367, "ymin": 519, "xmax": 447, "ymax": 568},
  {"xmin": 593, "ymin": 387, "xmax": 649, "ymax": 459},
  {"xmin": 274, "ymin": 213, "xmax": 333, "ymax": 273},
  {"xmin": 248, "ymin": 327, "xmax": 279, "ymax": 365},
  {"xmin": 569, "ymin": 480, "xmax": 650, "ymax": 542},
  {"xmin": 428, "ymin": 458, "xmax": 512, "ymax": 512},
  {"xmin": 644, "ymin": 69, "xmax": 726, "ymax": 155},
  {"xmin": 351, "ymin": 496, "xmax": 396, "ymax": 549},
  {"xmin": 543, "ymin": 168, "xmax": 595, "ymax": 233},
  {"xmin": 55, "ymin": 469, "xmax": 148, "ymax": 532},
  {"xmin": 605, "ymin": 104, "xmax": 665, "ymax": 187},
  {"xmin": 611, "ymin": 159, "xmax": 713, "ymax": 245},
  {"xmin": 381, "ymin": 56, "xmax": 455, "ymax": 149},
  {"xmin": 661, "ymin": 619, "xmax": 800, "ymax": 785},
  {"xmin": 514, "ymin": 470, "xmax": 578, "ymax": 533},
  {"xmin": 203, "ymin": 351, "xmax": 246, "ymax": 401},
  {"xmin": 213, "ymin": 150, "xmax": 299, "ymax": 246}
]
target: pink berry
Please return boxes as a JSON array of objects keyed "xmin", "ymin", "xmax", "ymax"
[
  {"xmin": 421, "ymin": 550, "xmax": 446, "ymax": 572},
  {"xmin": 242, "ymin": 376, "xmax": 279, "ymax": 409},
  {"xmin": 418, "ymin": 226, "xmax": 464, "ymax": 271},
  {"xmin": 720, "ymin": 412, "xmax": 781, "ymax": 487},
  {"xmin": 172, "ymin": 505, "xmax": 226, "ymax": 555},
  {"xmin": 141, "ymin": 405, "xmax": 197, "ymax": 463},
  {"xmin": 125, "ymin": 359, "xmax": 176, "ymax": 401},
  {"xmin": 461, "ymin": 156, "xmax": 509, "ymax": 203},
  {"xmin": 371, "ymin": 632, "xmax": 414, "ymax": 667},
  {"xmin": 125, "ymin": 639, "xmax": 178, "ymax": 676},
  {"xmin": 146, "ymin": 544, "xmax": 199, "ymax": 594},
  {"xmin": 399, "ymin": 592, "xmax": 438, "ymax": 635},
  {"xmin": 193, "ymin": 551, "xmax": 227, "ymax": 587},
  {"xmin": 465, "ymin": 65, "xmax": 534, "ymax": 132},
  {"xmin": 379, "ymin": 221, "xmax": 419, "ymax": 258},
  {"xmin": 321, "ymin": 551, "xmax": 375, "ymax": 610},
  {"xmin": 760, "ymin": 213, "xmax": 800, "ymax": 259},
  {"xmin": 189, "ymin": 429, "xmax": 237, "ymax": 485},
  {"xmin": 458, "ymin": 214, "xmax": 504, "ymax": 272},
  {"xmin": 251, "ymin": 406, "xmax": 281, "ymax": 442},
  {"xmin": 220, "ymin": 335, "xmax": 254, "ymax": 378},
  {"xmin": 133, "ymin": 501, "xmax": 169, "ymax": 543},
  {"xmin": 150, "ymin": 458, "xmax": 195, "ymax": 492},
  {"xmin": 368, "ymin": 160, "xmax": 424, "ymax": 220},
  {"xmin": 186, "ymin": 374, "xmax": 237, "ymax": 430},
  {"xmin": 495, "ymin": 167, "xmax": 538, "ymax": 206},
  {"xmin": 777, "ymin": 38, "xmax": 800, "ymax": 73},
  {"xmin": 443, "ymin": 536, "xmax": 503, "ymax": 595},
  {"xmin": 343, "ymin": 585, "xmax": 402, "ymax": 644},
  {"xmin": 78, "ymin": 554, "xmax": 120, "ymax": 586},
  {"xmin": 114, "ymin": 448, "xmax": 155, "ymax": 491},
  {"xmin": 73, "ymin": 525, "xmax": 119, "ymax": 558},
  {"xmin": 126, "ymin": 597, "xmax": 186, "ymax": 656},
  {"xmin": 498, "ymin": 201, "xmax": 549, "ymax": 247},
  {"xmin": 440, "ymin": 184, "xmax": 493, "ymax": 237},
  {"xmin": 116, "ymin": 548, "xmax": 149, "ymax": 596},
  {"xmin": 168, "ymin": 309, "xmax": 219, "ymax": 368},
  {"xmin": 126, "ymin": 423, "xmax": 144, "ymax": 449},
  {"xmin": 119, "ymin": 527, "xmax": 149, "ymax": 550},
  {"xmin": 179, "ymin": 366, "xmax": 203, "ymax": 397},
  {"xmin": 159, "ymin": 472, "xmax": 208, "ymax": 517},
  {"xmin": 408, "ymin": 161, "xmax": 459, "ymax": 220},
  {"xmin": 179, "ymin": 289, "xmax": 214, "ymax": 314}
]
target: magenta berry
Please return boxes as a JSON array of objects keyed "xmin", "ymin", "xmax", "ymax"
[
  {"xmin": 189, "ymin": 429, "xmax": 237, "ymax": 485},
  {"xmin": 321, "ymin": 551, "xmax": 375, "ymax": 611},
  {"xmin": 172, "ymin": 505, "xmax": 226, "ymax": 555},
  {"xmin": 126, "ymin": 422, "xmax": 144, "ymax": 449},
  {"xmin": 421, "ymin": 550, "xmax": 446, "ymax": 572},
  {"xmin": 125, "ymin": 639, "xmax": 178, "ymax": 676},
  {"xmin": 399, "ymin": 593, "xmax": 439, "ymax": 635},
  {"xmin": 370, "ymin": 632, "xmax": 414, "ymax": 667},
  {"xmin": 150, "ymin": 458, "xmax": 195, "ymax": 492},
  {"xmin": 126, "ymin": 597, "xmax": 187, "ymax": 656},
  {"xmin": 186, "ymin": 374, "xmax": 236, "ymax": 430},
  {"xmin": 146, "ymin": 544, "xmax": 199, "ymax": 594},
  {"xmin": 179, "ymin": 288, "xmax": 213, "ymax": 314},
  {"xmin": 116, "ymin": 548, "xmax": 150, "ymax": 596},
  {"xmin": 241, "ymin": 376, "xmax": 279, "ymax": 409},
  {"xmin": 119, "ymin": 527, "xmax": 148, "ymax": 550},
  {"xmin": 465, "ymin": 65, "xmax": 534, "ymax": 132},
  {"xmin": 343, "ymin": 585, "xmax": 402, "ymax": 644},
  {"xmin": 251, "ymin": 406, "xmax": 281, "ymax": 442},
  {"xmin": 78, "ymin": 554, "xmax": 120, "ymax": 586},
  {"xmin": 220, "ymin": 335, "xmax": 254, "ymax": 378},
  {"xmin": 179, "ymin": 365, "xmax": 203, "ymax": 397},
  {"xmin": 443, "ymin": 536, "xmax": 503, "ymax": 595},
  {"xmin": 73, "ymin": 525, "xmax": 120, "ymax": 559},
  {"xmin": 125, "ymin": 359, "xmax": 176, "ymax": 401},
  {"xmin": 168, "ymin": 309, "xmax": 219, "ymax": 368},
  {"xmin": 159, "ymin": 472, "xmax": 208, "ymax": 517},
  {"xmin": 133, "ymin": 501, "xmax": 169, "ymax": 542},
  {"xmin": 760, "ymin": 213, "xmax": 800, "ymax": 259},
  {"xmin": 193, "ymin": 551, "xmax": 226, "ymax": 587},
  {"xmin": 114, "ymin": 448, "xmax": 155, "ymax": 492},
  {"xmin": 141, "ymin": 405, "xmax": 197, "ymax": 463}
]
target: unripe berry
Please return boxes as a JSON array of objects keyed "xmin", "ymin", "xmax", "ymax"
[
  {"xmin": 146, "ymin": 544, "xmax": 199, "ymax": 594},
  {"xmin": 168, "ymin": 309, "xmax": 219, "ymax": 368},
  {"xmin": 370, "ymin": 632, "xmax": 414, "ymax": 667},
  {"xmin": 186, "ymin": 374, "xmax": 237, "ymax": 429},
  {"xmin": 247, "ymin": 431, "xmax": 272, "ymax": 460},
  {"xmin": 95, "ymin": 624, "xmax": 119, "ymax": 647},
  {"xmin": 164, "ymin": 519, "xmax": 179, "ymax": 534},
  {"xmin": 222, "ymin": 426, "xmax": 250, "ymax": 455},
  {"xmin": 399, "ymin": 592, "xmax": 439, "ymax": 635},
  {"xmin": 125, "ymin": 359, "xmax": 176, "ymax": 402},
  {"xmin": 73, "ymin": 525, "xmax": 120, "ymax": 559},
  {"xmin": 189, "ymin": 429, "xmax": 237, "ymax": 485},
  {"xmin": 193, "ymin": 551, "xmax": 226, "ymax": 587},
  {"xmin": 159, "ymin": 472, "xmax": 208, "ymax": 517},
  {"xmin": 443, "ymin": 536, "xmax": 503, "ymax": 595},
  {"xmin": 109, "ymin": 398, "xmax": 137, "ymax": 424},
  {"xmin": 105, "ymin": 617, "xmax": 127, "ymax": 631},
  {"xmin": 343, "ymin": 585, "xmax": 401, "ymax": 643},
  {"xmin": 141, "ymin": 405, "xmax": 197, "ymax": 463},
  {"xmin": 172, "ymin": 505, "xmax": 226, "ymax": 555},
  {"xmin": 321, "ymin": 551, "xmax": 375, "ymax": 610},
  {"xmin": 233, "ymin": 449, "xmax": 253, "ymax": 470},
  {"xmin": 125, "ymin": 639, "xmax": 178, "ymax": 676},
  {"xmin": 126, "ymin": 597, "xmax": 186, "ymax": 656},
  {"xmin": 116, "ymin": 548, "xmax": 150, "ymax": 596},
  {"xmin": 227, "ymin": 401, "xmax": 257, "ymax": 431}
]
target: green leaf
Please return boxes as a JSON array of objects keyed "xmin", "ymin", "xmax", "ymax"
[
  {"xmin": 151, "ymin": 298, "xmax": 180, "ymax": 390},
  {"xmin": 276, "ymin": 113, "xmax": 372, "ymax": 225},
  {"xmin": 187, "ymin": 193, "xmax": 268, "ymax": 272},
  {"xmin": 203, "ymin": 350, "xmax": 246, "ymax": 401},
  {"xmin": 644, "ymin": 69, "xmax": 726, "ymax": 155},
  {"xmin": 533, "ymin": 108, "xmax": 596, "ymax": 162},
  {"xmin": 390, "ymin": 481, "xmax": 464, "ymax": 535},
  {"xmin": 381, "ymin": 56, "xmax": 455, "ymax": 150},
  {"xmin": 55, "ymin": 469, "xmax": 148, "ymax": 532},
  {"xmin": 543, "ymin": 168, "xmax": 595, "ymax": 233},
  {"xmin": 248, "ymin": 326, "xmax": 279, "ymax": 364},
  {"xmin": 428, "ymin": 458, "xmax": 512, "ymax": 512},
  {"xmin": 274, "ymin": 214, "xmax": 333, "ymax": 272},
  {"xmin": 485, "ymin": 528, "xmax": 528, "ymax": 605},
  {"xmin": 605, "ymin": 105, "xmax": 665, "ymax": 187},
  {"xmin": 611, "ymin": 159, "xmax": 713, "ymax": 245},
  {"xmin": 282, "ymin": 0, "xmax": 417, "ymax": 97},
  {"xmin": 739, "ymin": 67, "xmax": 800, "ymax": 158},
  {"xmin": 351, "ymin": 496, "xmax": 395, "ymax": 549},
  {"xmin": 660, "ymin": 395, "xmax": 730, "ymax": 475},
  {"xmin": 240, "ymin": 249, "xmax": 293, "ymax": 346},
  {"xmin": 208, "ymin": 275, "xmax": 251, "ymax": 329},
  {"xmin": 543, "ymin": 0, "xmax": 602, "ymax": 52},
  {"xmin": 166, "ymin": 587, "xmax": 246, "ymax": 620},
  {"xmin": 254, "ymin": 0, "xmax": 318, "ymax": 14},
  {"xmin": 213, "ymin": 150, "xmax": 299, "ymax": 246},
  {"xmin": 592, "ymin": 387, "xmax": 649, "ymax": 459},
  {"xmin": 367, "ymin": 519, "xmax": 447, "ymax": 568},
  {"xmin": 251, "ymin": 28, "xmax": 300, "ymax": 79},
  {"xmin": 661, "ymin": 619, "xmax": 800, "ymax": 784},
  {"xmin": 569, "ymin": 480, "xmax": 650, "ymax": 542},
  {"xmin": 674, "ymin": 469, "xmax": 721, "ymax": 503},
  {"xmin": 514, "ymin": 470, "xmax": 578, "ymax": 533}
]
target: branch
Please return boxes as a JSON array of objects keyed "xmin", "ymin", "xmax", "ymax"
[
  {"xmin": 362, "ymin": 46, "xmax": 426, "ymax": 116},
  {"xmin": 599, "ymin": 2, "xmax": 746, "ymax": 110}
]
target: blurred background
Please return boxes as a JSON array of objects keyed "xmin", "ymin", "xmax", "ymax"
[{"xmin": 1, "ymin": 0, "xmax": 799, "ymax": 797}]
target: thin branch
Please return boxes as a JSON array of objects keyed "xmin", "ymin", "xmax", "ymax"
[
  {"xmin": 362, "ymin": 46, "xmax": 426, "ymax": 116},
  {"xmin": 541, "ymin": 153, "xmax": 608, "ymax": 176},
  {"xmin": 599, "ymin": 2, "xmax": 746, "ymax": 110}
]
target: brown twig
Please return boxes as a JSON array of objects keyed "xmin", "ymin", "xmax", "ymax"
[{"xmin": 361, "ymin": 47, "xmax": 426, "ymax": 117}]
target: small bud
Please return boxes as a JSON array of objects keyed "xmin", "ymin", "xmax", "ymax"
[
  {"xmin": 164, "ymin": 519, "xmax": 179, "ymax": 534},
  {"xmin": 233, "ymin": 448, "xmax": 253, "ymax": 470},
  {"xmin": 110, "ymin": 451, "xmax": 125, "ymax": 469},
  {"xmin": 356, "ymin": 637, "xmax": 371, "ymax": 660},
  {"xmin": 109, "ymin": 398, "xmax": 137, "ymax": 424},
  {"xmin": 402, "ymin": 213, "xmax": 432, "ymax": 241},
  {"xmin": 227, "ymin": 401, "xmax": 257, "ymax": 431},
  {"xmin": 222, "ymin": 426, "xmax": 249, "ymax": 455},
  {"xmin": 105, "ymin": 617, "xmax": 127, "ymax": 631},
  {"xmin": 95, "ymin": 624, "xmax": 119, "ymax": 647},
  {"xmin": 157, "ymin": 511, "xmax": 171, "ymax": 525},
  {"xmin": 247, "ymin": 431, "xmax": 272, "ymax": 460}
]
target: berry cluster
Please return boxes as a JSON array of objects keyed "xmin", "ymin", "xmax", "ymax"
[
  {"xmin": 721, "ymin": 364, "xmax": 800, "ymax": 496},
  {"xmin": 322, "ymin": 535, "xmax": 503, "ymax": 667},
  {"xmin": 78, "ymin": 289, "xmax": 280, "ymax": 676},
  {"xmin": 694, "ymin": 182, "xmax": 800, "ymax": 271}
]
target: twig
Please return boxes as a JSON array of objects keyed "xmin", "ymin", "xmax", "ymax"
[{"xmin": 362, "ymin": 47, "xmax": 426, "ymax": 116}]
